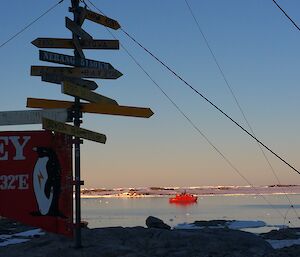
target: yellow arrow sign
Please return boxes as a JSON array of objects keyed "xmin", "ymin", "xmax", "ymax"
[
  {"xmin": 31, "ymin": 38, "xmax": 119, "ymax": 49},
  {"xmin": 31, "ymin": 66, "xmax": 123, "ymax": 79},
  {"xmin": 27, "ymin": 98, "xmax": 154, "ymax": 118},
  {"xmin": 82, "ymin": 103, "xmax": 154, "ymax": 118},
  {"xmin": 42, "ymin": 118, "xmax": 106, "ymax": 144},
  {"xmin": 62, "ymin": 81, "xmax": 118, "ymax": 104},
  {"xmin": 79, "ymin": 7, "xmax": 120, "ymax": 30}
]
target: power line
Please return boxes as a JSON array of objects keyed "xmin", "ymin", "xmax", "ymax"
[
  {"xmin": 271, "ymin": 0, "xmax": 300, "ymax": 32},
  {"xmin": 121, "ymin": 27, "xmax": 300, "ymax": 177},
  {"xmin": 86, "ymin": 0, "xmax": 300, "ymax": 178},
  {"xmin": 0, "ymin": 0, "xmax": 65, "ymax": 49},
  {"xmin": 84, "ymin": 0, "xmax": 298, "ymax": 225},
  {"xmin": 184, "ymin": 0, "xmax": 299, "ymax": 221}
]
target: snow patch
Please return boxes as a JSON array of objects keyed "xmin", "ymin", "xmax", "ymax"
[
  {"xmin": 228, "ymin": 220, "xmax": 266, "ymax": 229},
  {"xmin": 0, "ymin": 229, "xmax": 44, "ymax": 247}
]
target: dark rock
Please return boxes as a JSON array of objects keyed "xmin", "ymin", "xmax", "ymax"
[
  {"xmin": 0, "ymin": 226, "xmax": 273, "ymax": 257},
  {"xmin": 264, "ymin": 245, "xmax": 300, "ymax": 257},
  {"xmin": 145, "ymin": 216, "xmax": 171, "ymax": 230},
  {"xmin": 193, "ymin": 220, "xmax": 233, "ymax": 227},
  {"xmin": 2, "ymin": 218, "xmax": 300, "ymax": 257}
]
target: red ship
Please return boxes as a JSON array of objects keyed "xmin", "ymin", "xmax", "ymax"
[{"xmin": 169, "ymin": 191, "xmax": 198, "ymax": 204}]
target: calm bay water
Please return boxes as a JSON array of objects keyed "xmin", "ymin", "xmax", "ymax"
[{"xmin": 82, "ymin": 194, "xmax": 300, "ymax": 230}]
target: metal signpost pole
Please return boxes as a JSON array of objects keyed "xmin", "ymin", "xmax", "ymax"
[{"xmin": 71, "ymin": 0, "xmax": 82, "ymax": 248}]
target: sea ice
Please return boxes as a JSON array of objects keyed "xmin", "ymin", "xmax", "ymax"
[
  {"xmin": 267, "ymin": 238, "xmax": 300, "ymax": 249},
  {"xmin": 228, "ymin": 220, "xmax": 266, "ymax": 229}
]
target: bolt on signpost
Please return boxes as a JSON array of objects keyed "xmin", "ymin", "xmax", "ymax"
[{"xmin": 26, "ymin": 0, "xmax": 154, "ymax": 248}]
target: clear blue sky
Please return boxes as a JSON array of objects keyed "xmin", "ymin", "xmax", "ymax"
[{"xmin": 1, "ymin": 0, "xmax": 300, "ymax": 188}]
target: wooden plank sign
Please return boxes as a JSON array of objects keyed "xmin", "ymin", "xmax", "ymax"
[
  {"xmin": 32, "ymin": 38, "xmax": 119, "ymax": 49},
  {"xmin": 42, "ymin": 118, "xmax": 106, "ymax": 144},
  {"xmin": 62, "ymin": 81, "xmax": 118, "ymax": 104},
  {"xmin": 39, "ymin": 50, "xmax": 114, "ymax": 70},
  {"xmin": 27, "ymin": 98, "xmax": 74, "ymax": 109},
  {"xmin": 0, "ymin": 109, "xmax": 71, "ymax": 126},
  {"xmin": 41, "ymin": 74, "xmax": 98, "ymax": 91},
  {"xmin": 31, "ymin": 66, "xmax": 123, "ymax": 79},
  {"xmin": 27, "ymin": 98, "xmax": 154, "ymax": 118},
  {"xmin": 65, "ymin": 17, "xmax": 92, "ymax": 40},
  {"xmin": 78, "ymin": 7, "xmax": 120, "ymax": 30}
]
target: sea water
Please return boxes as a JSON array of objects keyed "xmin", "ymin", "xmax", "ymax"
[{"xmin": 81, "ymin": 194, "xmax": 300, "ymax": 231}]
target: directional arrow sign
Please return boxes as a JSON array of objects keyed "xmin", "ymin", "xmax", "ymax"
[
  {"xmin": 0, "ymin": 109, "xmax": 71, "ymax": 126},
  {"xmin": 31, "ymin": 66, "xmax": 123, "ymax": 79},
  {"xmin": 41, "ymin": 74, "xmax": 98, "ymax": 90},
  {"xmin": 83, "ymin": 103, "xmax": 154, "ymax": 118},
  {"xmin": 62, "ymin": 81, "xmax": 118, "ymax": 104},
  {"xmin": 42, "ymin": 118, "xmax": 106, "ymax": 144},
  {"xmin": 27, "ymin": 98, "xmax": 154, "ymax": 118},
  {"xmin": 79, "ymin": 7, "xmax": 120, "ymax": 30},
  {"xmin": 32, "ymin": 38, "xmax": 119, "ymax": 49},
  {"xmin": 39, "ymin": 50, "xmax": 114, "ymax": 70},
  {"xmin": 65, "ymin": 17, "xmax": 92, "ymax": 40}
]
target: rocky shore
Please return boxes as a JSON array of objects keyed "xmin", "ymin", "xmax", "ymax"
[{"xmin": 1, "ymin": 217, "xmax": 300, "ymax": 257}]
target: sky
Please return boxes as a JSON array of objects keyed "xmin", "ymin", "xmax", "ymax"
[{"xmin": 0, "ymin": 0, "xmax": 300, "ymax": 188}]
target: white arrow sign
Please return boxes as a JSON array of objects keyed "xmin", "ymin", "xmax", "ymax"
[{"xmin": 0, "ymin": 109, "xmax": 71, "ymax": 126}]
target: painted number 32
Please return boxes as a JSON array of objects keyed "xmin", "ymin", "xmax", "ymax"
[{"xmin": 0, "ymin": 175, "xmax": 29, "ymax": 190}]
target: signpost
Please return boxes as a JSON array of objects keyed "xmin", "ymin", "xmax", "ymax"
[
  {"xmin": 32, "ymin": 38, "xmax": 119, "ymax": 49},
  {"xmin": 0, "ymin": 0, "xmax": 155, "ymax": 248},
  {"xmin": 0, "ymin": 109, "xmax": 71, "ymax": 126},
  {"xmin": 42, "ymin": 118, "xmax": 106, "ymax": 144},
  {"xmin": 31, "ymin": 66, "xmax": 123, "ymax": 79},
  {"xmin": 62, "ymin": 81, "xmax": 118, "ymax": 104}
]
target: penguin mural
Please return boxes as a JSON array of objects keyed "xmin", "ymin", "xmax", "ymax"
[{"xmin": 32, "ymin": 147, "xmax": 65, "ymax": 217}]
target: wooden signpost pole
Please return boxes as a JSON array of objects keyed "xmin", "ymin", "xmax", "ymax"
[{"xmin": 71, "ymin": 0, "xmax": 82, "ymax": 248}]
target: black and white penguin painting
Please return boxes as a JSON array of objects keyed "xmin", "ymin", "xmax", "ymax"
[{"xmin": 32, "ymin": 147, "xmax": 65, "ymax": 217}]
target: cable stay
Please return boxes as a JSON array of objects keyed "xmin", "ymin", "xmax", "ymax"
[
  {"xmin": 271, "ymin": 0, "xmax": 300, "ymax": 32},
  {"xmin": 85, "ymin": 0, "xmax": 299, "ymax": 225},
  {"xmin": 0, "ymin": 0, "xmax": 65, "ymax": 49},
  {"xmin": 120, "ymin": 29, "xmax": 300, "ymax": 177},
  {"xmin": 184, "ymin": 0, "xmax": 299, "ymax": 221}
]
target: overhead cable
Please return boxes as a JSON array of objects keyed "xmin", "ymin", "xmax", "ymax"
[
  {"xmin": 184, "ymin": 0, "xmax": 299, "ymax": 220},
  {"xmin": 121, "ymin": 27, "xmax": 300, "ymax": 177},
  {"xmin": 0, "ymin": 0, "xmax": 64, "ymax": 49},
  {"xmin": 271, "ymin": 0, "xmax": 300, "ymax": 32},
  {"xmin": 85, "ymin": 0, "xmax": 298, "ymax": 225}
]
